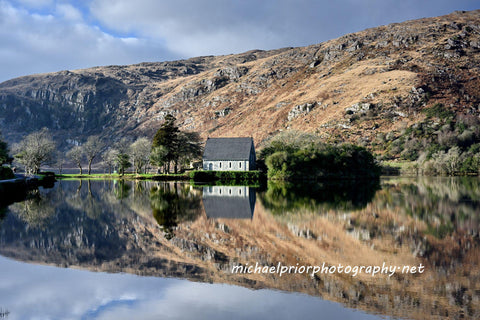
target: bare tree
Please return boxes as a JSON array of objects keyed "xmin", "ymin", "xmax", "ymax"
[
  {"xmin": 15, "ymin": 128, "xmax": 56, "ymax": 174},
  {"xmin": 130, "ymin": 137, "xmax": 152, "ymax": 174},
  {"xmin": 55, "ymin": 151, "xmax": 66, "ymax": 175},
  {"xmin": 67, "ymin": 146, "xmax": 84, "ymax": 175},
  {"xmin": 101, "ymin": 148, "xmax": 118, "ymax": 174},
  {"xmin": 83, "ymin": 136, "xmax": 104, "ymax": 174}
]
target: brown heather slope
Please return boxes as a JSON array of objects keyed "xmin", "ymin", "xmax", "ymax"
[{"xmin": 1, "ymin": 10, "xmax": 480, "ymax": 149}]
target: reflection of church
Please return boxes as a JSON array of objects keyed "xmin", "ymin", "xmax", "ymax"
[{"xmin": 202, "ymin": 186, "xmax": 256, "ymax": 219}]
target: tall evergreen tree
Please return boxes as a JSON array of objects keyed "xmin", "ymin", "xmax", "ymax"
[
  {"xmin": 152, "ymin": 114, "xmax": 180, "ymax": 173},
  {"xmin": 176, "ymin": 131, "xmax": 202, "ymax": 171},
  {"xmin": 152, "ymin": 115, "xmax": 203, "ymax": 173},
  {"xmin": 115, "ymin": 138, "xmax": 132, "ymax": 176}
]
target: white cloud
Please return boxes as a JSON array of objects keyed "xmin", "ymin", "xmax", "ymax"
[
  {"xmin": 0, "ymin": 0, "xmax": 478, "ymax": 82},
  {"xmin": 88, "ymin": 0, "xmax": 288, "ymax": 57},
  {"xmin": 0, "ymin": 0, "xmax": 176, "ymax": 82},
  {"xmin": 88, "ymin": 0, "xmax": 480, "ymax": 60},
  {"xmin": 56, "ymin": 3, "xmax": 83, "ymax": 21}
]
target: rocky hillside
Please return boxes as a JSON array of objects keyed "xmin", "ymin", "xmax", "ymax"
[{"xmin": 1, "ymin": 10, "xmax": 480, "ymax": 151}]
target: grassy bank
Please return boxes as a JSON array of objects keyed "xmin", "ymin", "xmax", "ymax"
[
  {"xmin": 380, "ymin": 161, "xmax": 419, "ymax": 176},
  {"xmin": 380, "ymin": 160, "xmax": 480, "ymax": 176},
  {"xmin": 56, "ymin": 173, "xmax": 190, "ymax": 181}
]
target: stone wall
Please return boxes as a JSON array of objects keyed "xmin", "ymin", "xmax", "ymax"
[{"xmin": 203, "ymin": 160, "xmax": 250, "ymax": 171}]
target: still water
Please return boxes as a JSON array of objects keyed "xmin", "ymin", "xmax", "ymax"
[{"xmin": 0, "ymin": 177, "xmax": 479, "ymax": 319}]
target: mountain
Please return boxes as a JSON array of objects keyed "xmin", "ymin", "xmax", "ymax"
[{"xmin": 1, "ymin": 10, "xmax": 480, "ymax": 152}]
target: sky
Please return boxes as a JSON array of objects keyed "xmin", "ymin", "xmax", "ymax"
[
  {"xmin": 0, "ymin": 255, "xmax": 384, "ymax": 320},
  {"xmin": 0, "ymin": 0, "xmax": 478, "ymax": 83}
]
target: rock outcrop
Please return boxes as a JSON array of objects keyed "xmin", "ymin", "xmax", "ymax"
[{"xmin": 1, "ymin": 10, "xmax": 479, "ymax": 149}]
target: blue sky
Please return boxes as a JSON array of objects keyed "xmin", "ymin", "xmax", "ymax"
[{"xmin": 0, "ymin": 0, "xmax": 478, "ymax": 82}]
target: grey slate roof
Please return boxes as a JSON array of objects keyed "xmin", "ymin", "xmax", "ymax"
[
  {"xmin": 202, "ymin": 192, "xmax": 256, "ymax": 219},
  {"xmin": 203, "ymin": 137, "xmax": 253, "ymax": 161}
]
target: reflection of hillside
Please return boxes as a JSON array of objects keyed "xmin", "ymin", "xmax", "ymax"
[
  {"xmin": 259, "ymin": 179, "xmax": 380, "ymax": 214},
  {"xmin": 337, "ymin": 177, "xmax": 480, "ymax": 319},
  {"xmin": 0, "ymin": 179, "xmax": 478, "ymax": 320}
]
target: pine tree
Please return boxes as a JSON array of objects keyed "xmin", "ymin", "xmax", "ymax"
[{"xmin": 152, "ymin": 114, "xmax": 180, "ymax": 173}]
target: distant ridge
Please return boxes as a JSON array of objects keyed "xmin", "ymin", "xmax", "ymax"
[{"xmin": 1, "ymin": 10, "xmax": 479, "ymax": 151}]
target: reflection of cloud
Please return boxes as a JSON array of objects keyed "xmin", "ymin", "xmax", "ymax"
[{"xmin": 0, "ymin": 256, "xmax": 383, "ymax": 320}]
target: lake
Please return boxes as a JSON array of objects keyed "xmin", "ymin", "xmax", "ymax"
[{"xmin": 0, "ymin": 177, "xmax": 479, "ymax": 319}]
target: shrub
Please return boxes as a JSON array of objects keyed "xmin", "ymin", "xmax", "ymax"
[
  {"xmin": 190, "ymin": 170, "xmax": 262, "ymax": 184},
  {"xmin": 189, "ymin": 170, "xmax": 215, "ymax": 181},
  {"xmin": 261, "ymin": 135, "xmax": 380, "ymax": 180},
  {"xmin": 423, "ymin": 103, "xmax": 455, "ymax": 119}
]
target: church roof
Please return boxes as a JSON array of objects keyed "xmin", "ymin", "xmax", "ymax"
[
  {"xmin": 203, "ymin": 137, "xmax": 254, "ymax": 161},
  {"xmin": 202, "ymin": 186, "xmax": 255, "ymax": 219}
]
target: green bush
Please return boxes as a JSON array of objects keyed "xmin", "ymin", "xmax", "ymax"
[
  {"xmin": 190, "ymin": 170, "xmax": 262, "ymax": 184},
  {"xmin": 189, "ymin": 170, "xmax": 216, "ymax": 181},
  {"xmin": 261, "ymin": 136, "xmax": 380, "ymax": 180},
  {"xmin": 0, "ymin": 166, "xmax": 14, "ymax": 180},
  {"xmin": 423, "ymin": 103, "xmax": 455, "ymax": 119}
]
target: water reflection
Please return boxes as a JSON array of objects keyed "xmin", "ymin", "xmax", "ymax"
[
  {"xmin": 150, "ymin": 183, "xmax": 202, "ymax": 239},
  {"xmin": 378, "ymin": 177, "xmax": 480, "ymax": 238},
  {"xmin": 0, "ymin": 255, "xmax": 384, "ymax": 320},
  {"xmin": 7, "ymin": 188, "xmax": 57, "ymax": 228},
  {"xmin": 202, "ymin": 186, "xmax": 256, "ymax": 219},
  {"xmin": 259, "ymin": 179, "xmax": 380, "ymax": 214},
  {"xmin": 0, "ymin": 177, "xmax": 478, "ymax": 319}
]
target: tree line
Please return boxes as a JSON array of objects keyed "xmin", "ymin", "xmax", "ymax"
[
  {"xmin": 258, "ymin": 131, "xmax": 381, "ymax": 180},
  {"xmin": 2, "ymin": 115, "xmax": 202, "ymax": 175}
]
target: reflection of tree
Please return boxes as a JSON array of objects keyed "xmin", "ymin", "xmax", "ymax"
[
  {"xmin": 65, "ymin": 180, "xmax": 104, "ymax": 219},
  {"xmin": 114, "ymin": 180, "xmax": 131, "ymax": 200},
  {"xmin": 378, "ymin": 177, "xmax": 480, "ymax": 238},
  {"xmin": 2, "ymin": 180, "xmax": 128, "ymax": 264},
  {"xmin": 96, "ymin": 180, "xmax": 153, "ymax": 219},
  {"xmin": 132, "ymin": 181, "xmax": 147, "ymax": 199},
  {"xmin": 259, "ymin": 179, "xmax": 380, "ymax": 214},
  {"xmin": 150, "ymin": 183, "xmax": 201, "ymax": 239},
  {"xmin": 8, "ymin": 189, "xmax": 57, "ymax": 228}
]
